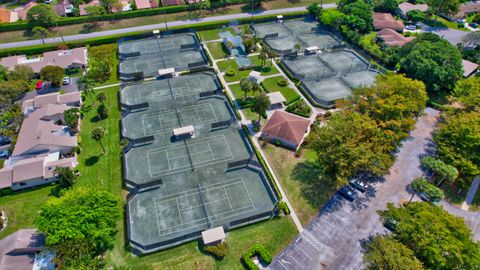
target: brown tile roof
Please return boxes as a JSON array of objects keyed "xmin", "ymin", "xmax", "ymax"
[
  {"xmin": 398, "ymin": 2, "xmax": 429, "ymax": 14},
  {"xmin": 14, "ymin": 1, "xmax": 37, "ymax": 20},
  {"xmin": 0, "ymin": 155, "xmax": 77, "ymax": 186},
  {"xmin": 462, "ymin": 59, "xmax": 479, "ymax": 77},
  {"xmin": 373, "ymin": 13, "xmax": 405, "ymax": 32},
  {"xmin": 12, "ymin": 104, "xmax": 77, "ymax": 156},
  {"xmin": 136, "ymin": 0, "xmax": 158, "ymax": 9},
  {"xmin": 162, "ymin": 0, "xmax": 182, "ymax": 5},
  {"xmin": 0, "ymin": 8, "xmax": 11, "ymax": 23},
  {"xmin": 22, "ymin": 92, "xmax": 81, "ymax": 112},
  {"xmin": 0, "ymin": 47, "xmax": 87, "ymax": 73},
  {"xmin": 451, "ymin": 2, "xmax": 480, "ymax": 20},
  {"xmin": 262, "ymin": 111, "xmax": 310, "ymax": 146},
  {"xmin": 377, "ymin": 28, "xmax": 415, "ymax": 47}
]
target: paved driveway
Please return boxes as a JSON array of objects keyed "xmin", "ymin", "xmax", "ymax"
[{"xmin": 268, "ymin": 108, "xmax": 440, "ymax": 270}]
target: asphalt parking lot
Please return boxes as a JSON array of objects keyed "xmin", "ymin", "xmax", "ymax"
[{"xmin": 268, "ymin": 108, "xmax": 440, "ymax": 270}]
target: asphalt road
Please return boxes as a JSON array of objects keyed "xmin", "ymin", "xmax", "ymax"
[
  {"xmin": 0, "ymin": 4, "xmax": 336, "ymax": 50},
  {"xmin": 268, "ymin": 108, "xmax": 440, "ymax": 270}
]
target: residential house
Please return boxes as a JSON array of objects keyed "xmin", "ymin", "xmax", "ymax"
[
  {"xmin": 22, "ymin": 92, "xmax": 82, "ymax": 115},
  {"xmin": 398, "ymin": 2, "xmax": 429, "ymax": 19},
  {"xmin": 135, "ymin": 0, "xmax": 158, "ymax": 9},
  {"xmin": 377, "ymin": 28, "xmax": 415, "ymax": 47},
  {"xmin": 13, "ymin": 1, "xmax": 37, "ymax": 21},
  {"xmin": 54, "ymin": 0, "xmax": 74, "ymax": 16},
  {"xmin": 185, "ymin": 0, "xmax": 204, "ymax": 4},
  {"xmin": 11, "ymin": 104, "xmax": 78, "ymax": 157},
  {"xmin": 0, "ymin": 8, "xmax": 18, "ymax": 23},
  {"xmin": 261, "ymin": 111, "xmax": 311, "ymax": 150},
  {"xmin": 462, "ymin": 59, "xmax": 479, "ymax": 77},
  {"xmin": 446, "ymin": 1, "xmax": 480, "ymax": 21},
  {"xmin": 0, "ymin": 153, "xmax": 77, "ymax": 190},
  {"xmin": 0, "ymin": 229, "xmax": 51, "ymax": 270},
  {"xmin": 373, "ymin": 13, "xmax": 405, "ymax": 32},
  {"xmin": 0, "ymin": 47, "xmax": 88, "ymax": 73},
  {"xmin": 79, "ymin": 0, "xmax": 101, "ymax": 16}
]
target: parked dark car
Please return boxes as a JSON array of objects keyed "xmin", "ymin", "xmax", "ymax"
[
  {"xmin": 384, "ymin": 217, "xmax": 399, "ymax": 231},
  {"xmin": 0, "ymin": 136, "xmax": 11, "ymax": 145},
  {"xmin": 0, "ymin": 150, "xmax": 9, "ymax": 158},
  {"xmin": 470, "ymin": 23, "xmax": 478, "ymax": 29},
  {"xmin": 349, "ymin": 179, "xmax": 368, "ymax": 193},
  {"xmin": 337, "ymin": 185, "xmax": 356, "ymax": 201}
]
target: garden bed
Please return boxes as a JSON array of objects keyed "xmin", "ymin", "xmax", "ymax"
[{"xmin": 260, "ymin": 76, "xmax": 300, "ymax": 105}]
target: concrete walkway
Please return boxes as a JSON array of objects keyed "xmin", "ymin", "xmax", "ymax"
[
  {"xmin": 463, "ymin": 177, "xmax": 480, "ymax": 210},
  {"xmin": 202, "ymin": 41, "xmax": 304, "ymax": 232},
  {"xmin": 0, "ymin": 4, "xmax": 336, "ymax": 49}
]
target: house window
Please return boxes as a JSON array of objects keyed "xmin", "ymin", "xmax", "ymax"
[{"xmin": 19, "ymin": 182, "xmax": 27, "ymax": 186}]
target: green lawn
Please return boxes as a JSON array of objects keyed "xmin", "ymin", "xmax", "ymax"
[
  {"xmin": 198, "ymin": 28, "xmax": 234, "ymax": 41},
  {"xmin": 426, "ymin": 17, "xmax": 470, "ymax": 32},
  {"xmin": 0, "ymin": 185, "xmax": 53, "ymax": 239},
  {"xmin": 262, "ymin": 144, "xmax": 320, "ymax": 225},
  {"xmin": 242, "ymin": 107, "xmax": 261, "ymax": 121},
  {"xmin": 218, "ymin": 55, "xmax": 280, "ymax": 83},
  {"xmin": 229, "ymin": 83, "xmax": 263, "ymax": 99},
  {"xmin": 206, "ymin": 42, "xmax": 229, "ymax": 60},
  {"xmin": 109, "ymin": 217, "xmax": 297, "ymax": 269},
  {"xmin": 261, "ymin": 76, "xmax": 300, "ymax": 103}
]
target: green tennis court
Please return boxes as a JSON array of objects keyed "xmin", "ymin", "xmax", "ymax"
[
  {"xmin": 122, "ymin": 72, "xmax": 278, "ymax": 253},
  {"xmin": 119, "ymin": 33, "xmax": 199, "ymax": 56}
]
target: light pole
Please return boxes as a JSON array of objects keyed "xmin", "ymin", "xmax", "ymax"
[
  {"xmin": 163, "ymin": 9, "xmax": 168, "ymax": 31},
  {"xmin": 251, "ymin": 0, "xmax": 254, "ymax": 25}
]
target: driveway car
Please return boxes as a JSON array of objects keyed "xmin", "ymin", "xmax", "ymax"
[
  {"xmin": 0, "ymin": 136, "xmax": 11, "ymax": 145},
  {"xmin": 349, "ymin": 179, "xmax": 368, "ymax": 193},
  {"xmin": 337, "ymin": 185, "xmax": 356, "ymax": 201},
  {"xmin": 0, "ymin": 150, "xmax": 9, "ymax": 158},
  {"xmin": 405, "ymin": 25, "xmax": 416, "ymax": 31},
  {"xmin": 62, "ymin": 77, "xmax": 70, "ymax": 85},
  {"xmin": 35, "ymin": 80, "xmax": 43, "ymax": 90}
]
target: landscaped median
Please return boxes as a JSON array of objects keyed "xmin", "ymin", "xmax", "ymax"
[
  {"xmin": 218, "ymin": 56, "xmax": 280, "ymax": 83},
  {"xmin": 260, "ymin": 76, "xmax": 301, "ymax": 106}
]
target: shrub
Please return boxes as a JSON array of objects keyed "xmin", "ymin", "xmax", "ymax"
[
  {"xmin": 277, "ymin": 201, "xmax": 290, "ymax": 215},
  {"xmin": 285, "ymin": 100, "xmax": 311, "ymax": 117},
  {"xmin": 204, "ymin": 241, "xmax": 228, "ymax": 259},
  {"xmin": 225, "ymin": 69, "xmax": 236, "ymax": 76},
  {"xmin": 97, "ymin": 104, "xmax": 108, "ymax": 119},
  {"xmin": 237, "ymin": 97, "xmax": 255, "ymax": 108},
  {"xmin": 242, "ymin": 244, "xmax": 273, "ymax": 270},
  {"xmin": 277, "ymin": 78, "xmax": 288, "ymax": 87}
]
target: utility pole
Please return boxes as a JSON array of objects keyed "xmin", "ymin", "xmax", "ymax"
[
  {"xmin": 251, "ymin": 0, "xmax": 254, "ymax": 25},
  {"xmin": 163, "ymin": 9, "xmax": 168, "ymax": 31}
]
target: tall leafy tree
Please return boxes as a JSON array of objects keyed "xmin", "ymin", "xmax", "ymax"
[
  {"xmin": 54, "ymin": 167, "xmax": 77, "ymax": 189},
  {"xmin": 8, "ymin": 65, "xmax": 34, "ymax": 81},
  {"xmin": 373, "ymin": 0, "xmax": 398, "ymax": 13},
  {"xmin": 31, "ymin": 26, "xmax": 50, "ymax": 45},
  {"xmin": 400, "ymin": 33, "xmax": 463, "ymax": 92},
  {"xmin": 36, "ymin": 187, "xmax": 120, "ymax": 268},
  {"xmin": 379, "ymin": 202, "xmax": 480, "ymax": 269},
  {"xmin": 27, "ymin": 4, "xmax": 58, "ymax": 28},
  {"xmin": 339, "ymin": 0, "xmax": 374, "ymax": 33},
  {"xmin": 240, "ymin": 78, "xmax": 252, "ymax": 97},
  {"xmin": 307, "ymin": 2, "xmax": 323, "ymax": 18},
  {"xmin": 63, "ymin": 108, "xmax": 79, "ymax": 130},
  {"xmin": 364, "ymin": 235, "xmax": 424, "ymax": 270},
  {"xmin": 451, "ymin": 77, "xmax": 480, "ymax": 112},
  {"xmin": 40, "ymin": 65, "xmax": 64, "ymax": 87},
  {"xmin": 427, "ymin": 0, "xmax": 460, "ymax": 18},
  {"xmin": 433, "ymin": 111, "xmax": 480, "ymax": 187},
  {"xmin": 251, "ymin": 93, "xmax": 270, "ymax": 121},
  {"xmin": 410, "ymin": 177, "xmax": 445, "ymax": 203},
  {"xmin": 420, "ymin": 156, "xmax": 459, "ymax": 186}
]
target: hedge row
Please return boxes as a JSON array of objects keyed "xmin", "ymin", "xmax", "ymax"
[
  {"xmin": 242, "ymin": 244, "xmax": 273, "ymax": 270},
  {"xmin": 0, "ymin": 5, "xmax": 191, "ymax": 32},
  {"xmin": 277, "ymin": 201, "xmax": 290, "ymax": 215},
  {"xmin": 241, "ymin": 124, "xmax": 281, "ymax": 198},
  {"xmin": 0, "ymin": 11, "xmax": 307, "ymax": 57}
]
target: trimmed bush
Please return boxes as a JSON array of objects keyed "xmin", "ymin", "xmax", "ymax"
[
  {"xmin": 277, "ymin": 78, "xmax": 288, "ymax": 87},
  {"xmin": 204, "ymin": 241, "xmax": 228, "ymax": 259},
  {"xmin": 277, "ymin": 201, "xmax": 290, "ymax": 215},
  {"xmin": 237, "ymin": 96, "xmax": 255, "ymax": 108},
  {"xmin": 285, "ymin": 100, "xmax": 311, "ymax": 117},
  {"xmin": 225, "ymin": 68, "xmax": 236, "ymax": 76},
  {"xmin": 242, "ymin": 244, "xmax": 273, "ymax": 270}
]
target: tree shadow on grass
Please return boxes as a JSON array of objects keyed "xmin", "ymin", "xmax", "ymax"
[
  {"xmin": 291, "ymin": 161, "xmax": 337, "ymax": 210},
  {"xmin": 79, "ymin": 22, "xmax": 102, "ymax": 34},
  {"xmin": 85, "ymin": 155, "xmax": 99, "ymax": 166}
]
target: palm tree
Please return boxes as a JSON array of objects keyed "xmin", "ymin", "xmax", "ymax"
[
  {"xmin": 294, "ymin": 42, "xmax": 302, "ymax": 53},
  {"xmin": 250, "ymin": 81, "xmax": 261, "ymax": 95},
  {"xmin": 259, "ymin": 50, "xmax": 268, "ymax": 67},
  {"xmin": 266, "ymin": 48, "xmax": 278, "ymax": 66},
  {"xmin": 240, "ymin": 78, "xmax": 252, "ymax": 97},
  {"xmin": 91, "ymin": 127, "xmax": 106, "ymax": 155},
  {"xmin": 96, "ymin": 92, "xmax": 106, "ymax": 106},
  {"xmin": 252, "ymin": 93, "xmax": 271, "ymax": 122},
  {"xmin": 78, "ymin": 75, "xmax": 96, "ymax": 104}
]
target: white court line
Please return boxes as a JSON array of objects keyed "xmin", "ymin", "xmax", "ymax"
[
  {"xmin": 224, "ymin": 186, "xmax": 233, "ymax": 210},
  {"xmin": 147, "ymin": 135, "xmax": 233, "ymax": 177},
  {"xmin": 176, "ymin": 199, "xmax": 183, "ymax": 225},
  {"xmin": 153, "ymin": 177, "xmax": 256, "ymax": 236}
]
